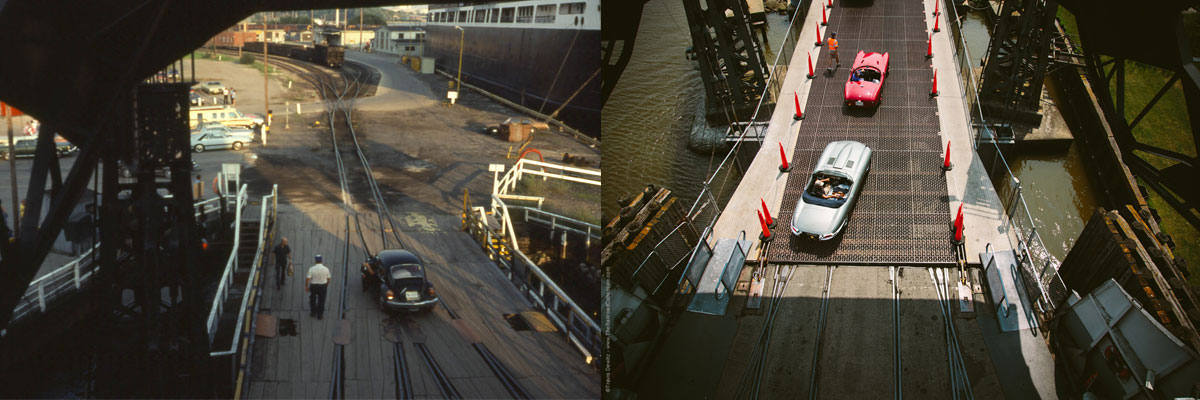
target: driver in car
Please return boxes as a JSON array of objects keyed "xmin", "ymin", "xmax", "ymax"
[{"xmin": 814, "ymin": 178, "xmax": 846, "ymax": 199}]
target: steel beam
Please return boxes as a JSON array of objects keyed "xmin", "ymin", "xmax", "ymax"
[{"xmin": 0, "ymin": 131, "xmax": 101, "ymax": 333}]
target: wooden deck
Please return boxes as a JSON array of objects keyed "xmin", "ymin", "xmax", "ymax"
[{"xmin": 247, "ymin": 206, "xmax": 598, "ymax": 399}]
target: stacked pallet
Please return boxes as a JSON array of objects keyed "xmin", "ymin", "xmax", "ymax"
[
  {"xmin": 601, "ymin": 185, "xmax": 699, "ymax": 304},
  {"xmin": 1060, "ymin": 207, "xmax": 1200, "ymax": 351}
]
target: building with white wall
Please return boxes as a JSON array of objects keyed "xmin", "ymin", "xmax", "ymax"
[{"xmin": 370, "ymin": 25, "xmax": 424, "ymax": 56}]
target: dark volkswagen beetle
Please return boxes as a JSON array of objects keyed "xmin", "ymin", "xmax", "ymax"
[{"xmin": 360, "ymin": 249, "xmax": 438, "ymax": 313}]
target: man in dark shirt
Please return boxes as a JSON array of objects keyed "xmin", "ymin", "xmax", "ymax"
[{"xmin": 273, "ymin": 237, "xmax": 292, "ymax": 289}]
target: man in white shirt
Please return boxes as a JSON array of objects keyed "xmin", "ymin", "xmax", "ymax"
[{"xmin": 306, "ymin": 254, "xmax": 332, "ymax": 319}]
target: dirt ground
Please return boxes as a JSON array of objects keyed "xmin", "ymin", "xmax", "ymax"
[
  {"xmin": 243, "ymin": 58, "xmax": 600, "ymax": 221},
  {"xmin": 188, "ymin": 55, "xmax": 318, "ymax": 111}
]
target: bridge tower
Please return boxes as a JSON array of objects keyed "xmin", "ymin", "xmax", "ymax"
[
  {"xmin": 1059, "ymin": 0, "xmax": 1200, "ymax": 231},
  {"xmin": 978, "ymin": 0, "xmax": 1080, "ymax": 125},
  {"xmin": 90, "ymin": 82, "xmax": 211, "ymax": 397},
  {"xmin": 682, "ymin": 0, "xmax": 773, "ymax": 126}
]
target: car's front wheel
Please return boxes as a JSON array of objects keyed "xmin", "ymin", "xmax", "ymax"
[
  {"xmin": 232, "ymin": 142, "xmax": 244, "ymax": 151},
  {"xmin": 193, "ymin": 144, "xmax": 205, "ymax": 153}
]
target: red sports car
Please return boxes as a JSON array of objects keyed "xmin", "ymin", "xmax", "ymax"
[{"xmin": 844, "ymin": 51, "xmax": 890, "ymax": 107}]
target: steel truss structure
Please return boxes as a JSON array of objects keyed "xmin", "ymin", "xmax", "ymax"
[
  {"xmin": 682, "ymin": 0, "xmax": 773, "ymax": 126},
  {"xmin": 1061, "ymin": 0, "xmax": 1200, "ymax": 231}
]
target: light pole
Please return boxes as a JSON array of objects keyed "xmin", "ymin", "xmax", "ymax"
[{"xmin": 455, "ymin": 25, "xmax": 464, "ymax": 93}]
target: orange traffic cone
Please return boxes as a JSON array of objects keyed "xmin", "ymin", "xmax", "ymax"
[
  {"xmin": 793, "ymin": 93, "xmax": 805, "ymax": 121},
  {"xmin": 925, "ymin": 34, "xmax": 934, "ymax": 59},
  {"xmin": 821, "ymin": 6, "xmax": 828, "ymax": 26},
  {"xmin": 807, "ymin": 52, "xmax": 816, "ymax": 79},
  {"xmin": 758, "ymin": 210, "xmax": 774, "ymax": 242},
  {"xmin": 930, "ymin": 69, "xmax": 940, "ymax": 97},
  {"xmin": 942, "ymin": 140, "xmax": 953, "ymax": 171},
  {"xmin": 779, "ymin": 142, "xmax": 793, "ymax": 172},
  {"xmin": 815, "ymin": 22, "xmax": 823, "ymax": 46},
  {"xmin": 761, "ymin": 198, "xmax": 776, "ymax": 228}
]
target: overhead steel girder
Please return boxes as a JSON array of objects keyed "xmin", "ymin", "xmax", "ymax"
[
  {"xmin": 1069, "ymin": 0, "xmax": 1200, "ymax": 231},
  {"xmin": 0, "ymin": 129, "xmax": 102, "ymax": 333}
]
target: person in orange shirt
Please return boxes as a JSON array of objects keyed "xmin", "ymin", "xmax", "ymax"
[{"xmin": 827, "ymin": 32, "xmax": 840, "ymax": 72}]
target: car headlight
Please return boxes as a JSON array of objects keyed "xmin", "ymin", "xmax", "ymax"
[
  {"xmin": 427, "ymin": 287, "xmax": 436, "ymax": 297},
  {"xmin": 386, "ymin": 290, "xmax": 394, "ymax": 300}
]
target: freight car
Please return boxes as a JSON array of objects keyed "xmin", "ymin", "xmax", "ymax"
[{"xmin": 240, "ymin": 41, "xmax": 343, "ymax": 68}]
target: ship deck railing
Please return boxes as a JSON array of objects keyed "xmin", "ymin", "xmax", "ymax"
[{"xmin": 8, "ymin": 187, "xmax": 243, "ymax": 329}]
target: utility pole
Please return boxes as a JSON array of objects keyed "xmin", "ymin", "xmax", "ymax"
[
  {"xmin": 359, "ymin": 8, "xmax": 364, "ymax": 51},
  {"xmin": 262, "ymin": 17, "xmax": 269, "ymax": 146},
  {"xmin": 4, "ymin": 105, "xmax": 16, "ymax": 237},
  {"xmin": 456, "ymin": 26, "xmax": 464, "ymax": 92}
]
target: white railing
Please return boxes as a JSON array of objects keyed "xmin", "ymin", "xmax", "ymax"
[
  {"xmin": 206, "ymin": 183, "xmax": 249, "ymax": 345},
  {"xmin": 7, "ymin": 196, "xmax": 230, "ymax": 327},
  {"xmin": 211, "ymin": 184, "xmax": 276, "ymax": 357},
  {"xmin": 513, "ymin": 205, "xmax": 601, "ymax": 242},
  {"xmin": 8, "ymin": 244, "xmax": 102, "ymax": 324},
  {"xmin": 494, "ymin": 158, "xmax": 601, "ymax": 197},
  {"xmin": 939, "ymin": 0, "xmax": 1069, "ymax": 312},
  {"xmin": 469, "ymin": 202, "xmax": 601, "ymax": 362},
  {"xmin": 469, "ymin": 157, "xmax": 601, "ymax": 360},
  {"xmin": 492, "ymin": 158, "xmax": 601, "ymax": 245}
]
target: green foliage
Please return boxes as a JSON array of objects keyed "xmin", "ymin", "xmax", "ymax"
[
  {"xmin": 361, "ymin": 13, "xmax": 386, "ymax": 26},
  {"xmin": 238, "ymin": 53, "xmax": 255, "ymax": 65},
  {"xmin": 1059, "ymin": 6, "xmax": 1200, "ymax": 285}
]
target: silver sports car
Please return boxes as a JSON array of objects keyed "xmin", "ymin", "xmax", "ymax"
[{"xmin": 790, "ymin": 140, "xmax": 873, "ymax": 240}]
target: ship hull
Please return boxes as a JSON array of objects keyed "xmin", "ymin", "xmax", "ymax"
[{"xmin": 424, "ymin": 25, "xmax": 601, "ymax": 137}]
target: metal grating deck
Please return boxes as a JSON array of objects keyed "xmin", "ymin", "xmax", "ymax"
[{"xmin": 767, "ymin": 0, "xmax": 954, "ymax": 264}]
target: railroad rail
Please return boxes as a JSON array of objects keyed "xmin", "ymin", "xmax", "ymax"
[
  {"xmin": 473, "ymin": 343, "xmax": 531, "ymax": 399},
  {"xmin": 413, "ymin": 343, "xmax": 461, "ymax": 399},
  {"xmin": 392, "ymin": 342, "xmax": 413, "ymax": 400}
]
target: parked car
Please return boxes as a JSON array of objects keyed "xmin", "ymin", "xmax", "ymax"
[
  {"xmin": 243, "ymin": 113, "xmax": 266, "ymax": 126},
  {"xmin": 195, "ymin": 122, "xmax": 254, "ymax": 142},
  {"xmin": 198, "ymin": 81, "xmax": 225, "ymax": 95},
  {"xmin": 789, "ymin": 140, "xmax": 873, "ymax": 240},
  {"xmin": 360, "ymin": 250, "xmax": 439, "ymax": 313},
  {"xmin": 844, "ymin": 51, "xmax": 890, "ymax": 107},
  {"xmin": 191, "ymin": 130, "xmax": 248, "ymax": 152},
  {"xmin": 0, "ymin": 136, "xmax": 77, "ymax": 160},
  {"xmin": 190, "ymin": 90, "xmax": 206, "ymax": 106}
]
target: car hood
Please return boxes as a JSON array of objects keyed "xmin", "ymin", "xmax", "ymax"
[
  {"xmin": 845, "ymin": 81, "xmax": 880, "ymax": 101},
  {"xmin": 790, "ymin": 200, "xmax": 841, "ymax": 235}
]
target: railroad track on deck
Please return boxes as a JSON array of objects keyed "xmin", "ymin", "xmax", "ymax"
[
  {"xmin": 392, "ymin": 342, "xmax": 413, "ymax": 400},
  {"xmin": 290, "ymin": 50, "xmax": 528, "ymax": 400},
  {"xmin": 473, "ymin": 343, "xmax": 531, "ymax": 399},
  {"xmin": 413, "ymin": 343, "xmax": 461, "ymax": 399}
]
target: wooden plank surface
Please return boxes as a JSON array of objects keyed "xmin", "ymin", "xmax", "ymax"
[{"xmin": 246, "ymin": 208, "xmax": 598, "ymax": 399}]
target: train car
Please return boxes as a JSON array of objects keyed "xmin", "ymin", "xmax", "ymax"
[
  {"xmin": 239, "ymin": 38, "xmax": 341, "ymax": 68},
  {"xmin": 312, "ymin": 44, "xmax": 344, "ymax": 68}
]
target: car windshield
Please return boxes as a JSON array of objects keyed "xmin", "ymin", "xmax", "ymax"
[
  {"xmin": 389, "ymin": 264, "xmax": 423, "ymax": 280},
  {"xmin": 802, "ymin": 173, "xmax": 853, "ymax": 208}
]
